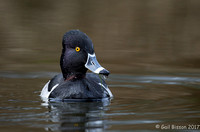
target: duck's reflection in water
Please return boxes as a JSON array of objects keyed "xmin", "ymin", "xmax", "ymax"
[{"xmin": 44, "ymin": 99, "xmax": 111, "ymax": 131}]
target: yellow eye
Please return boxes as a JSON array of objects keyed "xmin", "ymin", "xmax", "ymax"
[{"xmin": 75, "ymin": 47, "xmax": 80, "ymax": 52}]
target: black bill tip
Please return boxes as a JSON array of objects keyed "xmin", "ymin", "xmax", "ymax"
[{"xmin": 99, "ymin": 69, "xmax": 110, "ymax": 76}]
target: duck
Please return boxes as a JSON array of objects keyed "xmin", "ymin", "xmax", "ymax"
[{"xmin": 40, "ymin": 30, "xmax": 113, "ymax": 101}]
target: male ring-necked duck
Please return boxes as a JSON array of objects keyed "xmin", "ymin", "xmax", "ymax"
[{"xmin": 40, "ymin": 30, "xmax": 113, "ymax": 101}]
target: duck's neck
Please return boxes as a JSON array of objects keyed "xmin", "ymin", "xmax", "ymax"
[
  {"xmin": 64, "ymin": 73, "xmax": 86, "ymax": 81},
  {"xmin": 60, "ymin": 64, "xmax": 87, "ymax": 81}
]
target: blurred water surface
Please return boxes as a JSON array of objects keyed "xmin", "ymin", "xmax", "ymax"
[{"xmin": 0, "ymin": 0, "xmax": 200, "ymax": 131}]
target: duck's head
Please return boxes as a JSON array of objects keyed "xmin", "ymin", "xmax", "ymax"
[{"xmin": 60, "ymin": 30, "xmax": 109, "ymax": 80}]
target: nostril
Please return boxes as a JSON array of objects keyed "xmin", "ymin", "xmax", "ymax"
[{"xmin": 91, "ymin": 61, "xmax": 95, "ymax": 66}]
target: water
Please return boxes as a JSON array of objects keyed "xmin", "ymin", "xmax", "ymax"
[
  {"xmin": 0, "ymin": 72, "xmax": 199, "ymax": 131},
  {"xmin": 0, "ymin": 0, "xmax": 200, "ymax": 131}
]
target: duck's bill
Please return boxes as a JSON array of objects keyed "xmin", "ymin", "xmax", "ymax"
[{"xmin": 85, "ymin": 53, "xmax": 110, "ymax": 76}]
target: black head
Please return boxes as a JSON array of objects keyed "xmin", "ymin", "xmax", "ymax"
[
  {"xmin": 62, "ymin": 30, "xmax": 94, "ymax": 54},
  {"xmin": 60, "ymin": 30, "xmax": 109, "ymax": 80}
]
